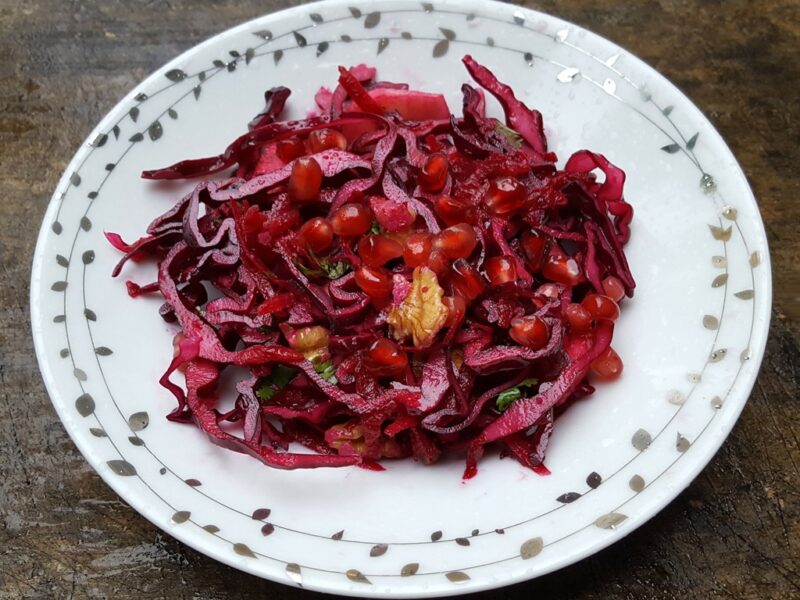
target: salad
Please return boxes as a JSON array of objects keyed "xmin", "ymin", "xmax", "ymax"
[{"xmin": 109, "ymin": 56, "xmax": 635, "ymax": 478}]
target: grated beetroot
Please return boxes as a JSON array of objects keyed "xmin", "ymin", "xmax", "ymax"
[{"xmin": 111, "ymin": 56, "xmax": 635, "ymax": 477}]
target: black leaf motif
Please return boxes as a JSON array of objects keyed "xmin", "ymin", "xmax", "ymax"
[
  {"xmin": 129, "ymin": 132, "xmax": 144, "ymax": 143},
  {"xmin": 440, "ymin": 27, "xmax": 456, "ymax": 40},
  {"xmin": 87, "ymin": 191, "xmax": 98, "ymax": 199},
  {"xmin": 431, "ymin": 530, "xmax": 442, "ymax": 541},
  {"xmin": 422, "ymin": 2, "xmax": 434, "ymax": 12},
  {"xmin": 377, "ymin": 38, "xmax": 389, "ymax": 54},
  {"xmin": 53, "ymin": 314, "xmax": 66, "ymax": 323},
  {"xmin": 432, "ymin": 39, "xmax": 449, "ymax": 57},
  {"xmin": 202, "ymin": 524, "xmax": 219, "ymax": 532},
  {"xmin": 92, "ymin": 133, "xmax": 108, "ymax": 147},
  {"xmin": 76, "ymin": 393, "xmax": 95, "ymax": 417},
  {"xmin": 108, "ymin": 460, "xmax": 137, "ymax": 476},
  {"xmin": 471, "ymin": 529, "xmax": 479, "ymax": 536},
  {"xmin": 73, "ymin": 368, "xmax": 87, "ymax": 381},
  {"xmin": 213, "ymin": 59, "xmax": 226, "ymax": 68},
  {"xmin": 95, "ymin": 346, "xmax": 113, "ymax": 356},
  {"xmin": 193, "ymin": 85, "xmax": 202, "ymax": 100},
  {"xmin": 662, "ymin": 105, "xmax": 674, "ymax": 116},
  {"xmin": 370, "ymin": 543, "xmax": 388, "ymax": 557},
  {"xmin": 227, "ymin": 61, "xmax": 236, "ymax": 72},
  {"xmin": 274, "ymin": 50, "xmax": 284, "ymax": 65},
  {"xmin": 172, "ymin": 510, "xmax": 190, "ymax": 523},
  {"xmin": 51, "ymin": 281, "xmax": 67, "ymax": 291},
  {"xmin": 56, "ymin": 254, "xmax": 69, "ymax": 267},
  {"xmin": 401, "ymin": 563, "xmax": 419, "ymax": 577},
  {"xmin": 185, "ymin": 478, "xmax": 202, "ymax": 486},
  {"xmin": 254, "ymin": 29, "xmax": 273, "ymax": 40},
  {"xmin": 198, "ymin": 70, "xmax": 206, "ymax": 82},
  {"xmin": 60, "ymin": 348, "xmax": 69, "ymax": 358},
  {"xmin": 70, "ymin": 172, "xmax": 81, "ymax": 186},
  {"xmin": 495, "ymin": 528, "xmax": 505, "ymax": 534},
  {"xmin": 105, "ymin": 163, "xmax": 115, "ymax": 171},
  {"xmin": 128, "ymin": 411, "xmax": 148, "ymax": 431},
  {"xmin": 80, "ymin": 217, "xmax": 92, "ymax": 231},
  {"xmin": 349, "ymin": 7, "xmax": 362, "ymax": 18},
  {"xmin": 129, "ymin": 106, "xmax": 139, "ymax": 122},
  {"xmin": 261, "ymin": 523, "xmax": 275, "ymax": 536},
  {"xmin": 487, "ymin": 36, "xmax": 495, "ymax": 47},
  {"xmin": 455, "ymin": 537, "xmax": 470, "ymax": 546},
  {"xmin": 90, "ymin": 427, "xmax": 106, "ymax": 437},
  {"xmin": 112, "ymin": 125, "xmax": 120, "ymax": 139},
  {"xmin": 332, "ymin": 530, "xmax": 344, "ymax": 540},
  {"xmin": 168, "ymin": 108, "xmax": 178, "ymax": 119},
  {"xmin": 341, "ymin": 34, "xmax": 352, "ymax": 42},
  {"xmin": 245, "ymin": 48, "xmax": 255, "ymax": 65},
  {"xmin": 294, "ymin": 31, "xmax": 307, "ymax": 47},
  {"xmin": 134, "ymin": 92, "xmax": 148, "ymax": 102},
  {"xmin": 524, "ymin": 52, "xmax": 534, "ymax": 65},
  {"xmin": 229, "ymin": 50, "xmax": 240, "ymax": 58},
  {"xmin": 317, "ymin": 41, "xmax": 329, "ymax": 57},
  {"xmin": 661, "ymin": 143, "xmax": 681, "ymax": 154},
  {"xmin": 586, "ymin": 471, "xmax": 602, "ymax": 488},
  {"xmin": 129, "ymin": 436, "xmax": 144, "ymax": 446},
  {"xmin": 165, "ymin": 69, "xmax": 187, "ymax": 82},
  {"xmin": 82, "ymin": 250, "xmax": 95, "ymax": 264},
  {"xmin": 401, "ymin": 31, "xmax": 412, "ymax": 39},
  {"xmin": 252, "ymin": 508, "xmax": 271, "ymax": 520},
  {"xmin": 686, "ymin": 132, "xmax": 699, "ymax": 150},
  {"xmin": 364, "ymin": 11, "xmax": 381, "ymax": 28},
  {"xmin": 556, "ymin": 491, "xmax": 582, "ymax": 503},
  {"xmin": 84, "ymin": 308, "xmax": 97, "ymax": 321},
  {"xmin": 52, "ymin": 221, "xmax": 63, "ymax": 234},
  {"xmin": 310, "ymin": 13, "xmax": 323, "ymax": 23},
  {"xmin": 146, "ymin": 121, "xmax": 161, "ymax": 140}
]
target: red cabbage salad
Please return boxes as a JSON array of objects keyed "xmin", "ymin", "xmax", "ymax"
[{"xmin": 109, "ymin": 56, "xmax": 634, "ymax": 478}]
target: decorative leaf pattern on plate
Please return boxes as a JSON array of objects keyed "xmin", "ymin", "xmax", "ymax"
[
  {"xmin": 364, "ymin": 11, "xmax": 381, "ymax": 28},
  {"xmin": 128, "ymin": 411, "xmax": 149, "ymax": 432},
  {"xmin": 75, "ymin": 393, "xmax": 95, "ymax": 417},
  {"xmin": 107, "ymin": 460, "xmax": 137, "ymax": 476},
  {"xmin": 594, "ymin": 512, "xmax": 627, "ymax": 529},
  {"xmin": 165, "ymin": 69, "xmax": 187, "ymax": 82},
  {"xmin": 233, "ymin": 542, "xmax": 257, "ymax": 558},
  {"xmin": 556, "ymin": 492, "xmax": 582, "ymax": 503},
  {"xmin": 401, "ymin": 563, "xmax": 419, "ymax": 576},
  {"xmin": 346, "ymin": 569, "xmax": 370, "ymax": 584},
  {"xmin": 370, "ymin": 543, "xmax": 388, "ymax": 557},
  {"xmin": 520, "ymin": 537, "xmax": 543, "ymax": 559}
]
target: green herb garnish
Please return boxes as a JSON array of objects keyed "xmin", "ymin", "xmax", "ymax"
[
  {"xmin": 296, "ymin": 248, "xmax": 351, "ymax": 280},
  {"xmin": 369, "ymin": 220, "xmax": 381, "ymax": 234},
  {"xmin": 313, "ymin": 357, "xmax": 338, "ymax": 384},
  {"xmin": 496, "ymin": 122, "xmax": 523, "ymax": 148},
  {"xmin": 255, "ymin": 365, "xmax": 298, "ymax": 402},
  {"xmin": 495, "ymin": 377, "xmax": 539, "ymax": 411}
]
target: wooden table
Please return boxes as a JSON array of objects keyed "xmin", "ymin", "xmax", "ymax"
[{"xmin": 2, "ymin": 1, "xmax": 797, "ymax": 598}]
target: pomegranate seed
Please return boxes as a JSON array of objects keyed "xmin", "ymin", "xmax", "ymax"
[
  {"xmin": 450, "ymin": 258, "xmax": 486, "ymax": 300},
  {"xmin": 403, "ymin": 232, "xmax": 433, "ymax": 267},
  {"xmin": 485, "ymin": 177, "xmax": 527, "ymax": 215},
  {"xmin": 590, "ymin": 347, "xmax": 623, "ymax": 380},
  {"xmin": 330, "ymin": 203, "xmax": 372, "ymax": 236},
  {"xmin": 306, "ymin": 128, "xmax": 347, "ymax": 153},
  {"xmin": 426, "ymin": 249, "xmax": 449, "ymax": 276},
  {"xmin": 418, "ymin": 153, "xmax": 449, "ymax": 192},
  {"xmin": 358, "ymin": 234, "xmax": 403, "ymax": 267},
  {"xmin": 536, "ymin": 283, "xmax": 561, "ymax": 299},
  {"xmin": 542, "ymin": 255, "xmax": 583, "ymax": 286},
  {"xmin": 365, "ymin": 337, "xmax": 408, "ymax": 377},
  {"xmin": 564, "ymin": 303, "xmax": 592, "ymax": 333},
  {"xmin": 602, "ymin": 275, "xmax": 626, "ymax": 302},
  {"xmin": 484, "ymin": 255, "xmax": 518, "ymax": 285},
  {"xmin": 298, "ymin": 217, "xmax": 333, "ymax": 254},
  {"xmin": 434, "ymin": 223, "xmax": 478, "ymax": 259},
  {"xmin": 520, "ymin": 230, "xmax": 547, "ymax": 271},
  {"xmin": 581, "ymin": 293, "xmax": 620, "ymax": 321},
  {"xmin": 276, "ymin": 138, "xmax": 305, "ymax": 162},
  {"xmin": 435, "ymin": 195, "xmax": 475, "ymax": 226},
  {"xmin": 509, "ymin": 315, "xmax": 550, "ymax": 349},
  {"xmin": 288, "ymin": 156, "xmax": 323, "ymax": 202},
  {"xmin": 443, "ymin": 295, "xmax": 467, "ymax": 327},
  {"xmin": 354, "ymin": 265, "xmax": 393, "ymax": 299}
]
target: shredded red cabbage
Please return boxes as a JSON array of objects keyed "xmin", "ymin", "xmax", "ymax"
[{"xmin": 111, "ymin": 56, "xmax": 634, "ymax": 477}]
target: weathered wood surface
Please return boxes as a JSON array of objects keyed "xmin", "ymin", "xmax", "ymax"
[{"xmin": 1, "ymin": 1, "xmax": 797, "ymax": 598}]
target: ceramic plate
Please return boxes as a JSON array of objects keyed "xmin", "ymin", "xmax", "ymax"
[{"xmin": 30, "ymin": 0, "xmax": 771, "ymax": 596}]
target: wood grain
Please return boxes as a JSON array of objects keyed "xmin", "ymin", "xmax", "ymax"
[{"xmin": 1, "ymin": 1, "xmax": 798, "ymax": 598}]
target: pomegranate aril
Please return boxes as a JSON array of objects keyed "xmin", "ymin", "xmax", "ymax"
[
  {"xmin": 450, "ymin": 258, "xmax": 486, "ymax": 300},
  {"xmin": 581, "ymin": 293, "xmax": 620, "ymax": 321},
  {"xmin": 484, "ymin": 255, "xmax": 518, "ymax": 285},
  {"xmin": 564, "ymin": 303, "xmax": 592, "ymax": 333},
  {"xmin": 435, "ymin": 195, "xmax": 475, "ymax": 226},
  {"xmin": 485, "ymin": 177, "xmax": 527, "ymax": 216},
  {"xmin": 403, "ymin": 232, "xmax": 433, "ymax": 267},
  {"xmin": 443, "ymin": 295, "xmax": 467, "ymax": 327},
  {"xmin": 590, "ymin": 347, "xmax": 623, "ymax": 380},
  {"xmin": 306, "ymin": 128, "xmax": 347, "ymax": 153},
  {"xmin": 297, "ymin": 217, "xmax": 333, "ymax": 254},
  {"xmin": 509, "ymin": 315, "xmax": 549, "ymax": 349},
  {"xmin": 354, "ymin": 265, "xmax": 393, "ymax": 299},
  {"xmin": 542, "ymin": 255, "xmax": 583, "ymax": 286},
  {"xmin": 602, "ymin": 275, "xmax": 626, "ymax": 302},
  {"xmin": 418, "ymin": 152, "xmax": 449, "ymax": 192},
  {"xmin": 520, "ymin": 230, "xmax": 547, "ymax": 271},
  {"xmin": 536, "ymin": 283, "xmax": 561, "ymax": 299},
  {"xmin": 434, "ymin": 223, "xmax": 478, "ymax": 259},
  {"xmin": 426, "ymin": 249, "xmax": 449, "ymax": 276},
  {"xmin": 276, "ymin": 138, "xmax": 305, "ymax": 162},
  {"xmin": 365, "ymin": 337, "xmax": 408, "ymax": 377},
  {"xmin": 358, "ymin": 234, "xmax": 403, "ymax": 267},
  {"xmin": 288, "ymin": 156, "xmax": 323, "ymax": 202},
  {"xmin": 330, "ymin": 203, "xmax": 372, "ymax": 236}
]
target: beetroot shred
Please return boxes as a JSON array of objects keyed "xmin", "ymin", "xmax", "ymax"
[{"xmin": 111, "ymin": 56, "xmax": 635, "ymax": 477}]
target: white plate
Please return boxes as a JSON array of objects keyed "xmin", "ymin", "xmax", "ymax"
[{"xmin": 30, "ymin": 0, "xmax": 771, "ymax": 596}]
